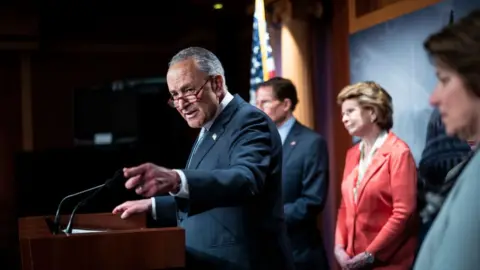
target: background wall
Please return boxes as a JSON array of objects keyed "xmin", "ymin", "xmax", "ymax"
[
  {"xmin": 0, "ymin": 2, "xmax": 254, "ymax": 268},
  {"xmin": 349, "ymin": 0, "xmax": 480, "ymax": 163}
]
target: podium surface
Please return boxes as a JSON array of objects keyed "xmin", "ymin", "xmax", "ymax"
[{"xmin": 18, "ymin": 213, "xmax": 185, "ymax": 270}]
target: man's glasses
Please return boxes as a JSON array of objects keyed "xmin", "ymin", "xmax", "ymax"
[
  {"xmin": 168, "ymin": 78, "xmax": 211, "ymax": 108},
  {"xmin": 256, "ymin": 99, "xmax": 279, "ymax": 110}
]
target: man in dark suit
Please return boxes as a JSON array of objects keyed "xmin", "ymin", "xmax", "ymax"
[
  {"xmin": 255, "ymin": 77, "xmax": 330, "ymax": 270},
  {"xmin": 417, "ymin": 108, "xmax": 471, "ymax": 246},
  {"xmin": 112, "ymin": 47, "xmax": 294, "ymax": 270}
]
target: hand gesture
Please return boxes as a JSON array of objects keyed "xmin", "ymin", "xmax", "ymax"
[
  {"xmin": 112, "ymin": 199, "xmax": 152, "ymax": 219},
  {"xmin": 123, "ymin": 163, "xmax": 180, "ymax": 197},
  {"xmin": 334, "ymin": 246, "xmax": 351, "ymax": 269},
  {"xmin": 346, "ymin": 252, "xmax": 370, "ymax": 269}
]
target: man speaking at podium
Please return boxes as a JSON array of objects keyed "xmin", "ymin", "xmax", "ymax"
[{"xmin": 113, "ymin": 47, "xmax": 294, "ymax": 270}]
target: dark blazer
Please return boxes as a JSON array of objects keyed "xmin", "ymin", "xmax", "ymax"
[
  {"xmin": 155, "ymin": 94, "xmax": 294, "ymax": 270},
  {"xmin": 282, "ymin": 120, "xmax": 329, "ymax": 270}
]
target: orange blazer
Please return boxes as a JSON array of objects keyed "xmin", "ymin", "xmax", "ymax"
[{"xmin": 335, "ymin": 132, "xmax": 418, "ymax": 270}]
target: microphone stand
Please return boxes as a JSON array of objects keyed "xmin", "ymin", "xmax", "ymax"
[
  {"xmin": 64, "ymin": 185, "xmax": 107, "ymax": 234},
  {"xmin": 53, "ymin": 183, "xmax": 105, "ymax": 234},
  {"xmin": 64, "ymin": 169, "xmax": 123, "ymax": 234}
]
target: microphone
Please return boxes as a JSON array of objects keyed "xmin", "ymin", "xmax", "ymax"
[
  {"xmin": 52, "ymin": 184, "xmax": 105, "ymax": 234},
  {"xmin": 52, "ymin": 169, "xmax": 123, "ymax": 234},
  {"xmin": 63, "ymin": 170, "xmax": 124, "ymax": 234}
]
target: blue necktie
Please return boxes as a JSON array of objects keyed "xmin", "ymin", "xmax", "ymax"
[{"xmin": 187, "ymin": 128, "xmax": 207, "ymax": 168}]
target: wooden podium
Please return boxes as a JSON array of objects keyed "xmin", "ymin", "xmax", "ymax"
[{"xmin": 18, "ymin": 213, "xmax": 185, "ymax": 270}]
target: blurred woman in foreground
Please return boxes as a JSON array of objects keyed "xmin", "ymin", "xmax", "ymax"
[{"xmin": 414, "ymin": 9, "xmax": 480, "ymax": 270}]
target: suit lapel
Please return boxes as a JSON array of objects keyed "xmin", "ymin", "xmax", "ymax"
[
  {"xmin": 346, "ymin": 147, "xmax": 361, "ymax": 207},
  {"xmin": 282, "ymin": 122, "xmax": 301, "ymax": 163},
  {"xmin": 355, "ymin": 132, "xmax": 395, "ymax": 203},
  {"xmin": 355, "ymin": 152, "xmax": 388, "ymax": 203},
  {"xmin": 187, "ymin": 95, "xmax": 242, "ymax": 169},
  {"xmin": 187, "ymin": 129, "xmax": 218, "ymax": 169}
]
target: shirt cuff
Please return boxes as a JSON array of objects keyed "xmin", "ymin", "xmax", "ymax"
[
  {"xmin": 151, "ymin": 197, "xmax": 157, "ymax": 220},
  {"xmin": 169, "ymin": 169, "xmax": 189, "ymax": 198}
]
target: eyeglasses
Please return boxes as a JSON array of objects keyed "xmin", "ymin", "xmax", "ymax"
[
  {"xmin": 256, "ymin": 99, "xmax": 279, "ymax": 109},
  {"xmin": 168, "ymin": 78, "xmax": 211, "ymax": 108}
]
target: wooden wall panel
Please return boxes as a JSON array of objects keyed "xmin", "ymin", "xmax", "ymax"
[
  {"xmin": 355, "ymin": 0, "xmax": 404, "ymax": 17},
  {"xmin": 349, "ymin": 0, "xmax": 442, "ymax": 33},
  {"xmin": 30, "ymin": 52, "xmax": 173, "ymax": 150},
  {"xmin": 0, "ymin": 7, "xmax": 39, "ymax": 36},
  {"xmin": 0, "ymin": 3, "xmax": 252, "ymax": 269},
  {"xmin": 0, "ymin": 52, "xmax": 22, "ymax": 269},
  {"xmin": 312, "ymin": 1, "xmax": 352, "ymax": 269},
  {"xmin": 281, "ymin": 19, "xmax": 315, "ymax": 129}
]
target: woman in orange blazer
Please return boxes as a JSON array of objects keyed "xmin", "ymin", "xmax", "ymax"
[{"xmin": 334, "ymin": 81, "xmax": 418, "ymax": 270}]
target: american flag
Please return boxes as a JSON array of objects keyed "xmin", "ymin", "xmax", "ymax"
[{"xmin": 249, "ymin": 0, "xmax": 276, "ymax": 105}]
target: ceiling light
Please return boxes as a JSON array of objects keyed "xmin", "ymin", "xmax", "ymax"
[{"xmin": 213, "ymin": 3, "xmax": 223, "ymax": 10}]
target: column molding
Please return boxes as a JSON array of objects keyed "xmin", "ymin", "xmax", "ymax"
[
  {"xmin": 276, "ymin": 0, "xmax": 324, "ymax": 129},
  {"xmin": 311, "ymin": 1, "xmax": 352, "ymax": 269},
  {"xmin": 281, "ymin": 19, "xmax": 315, "ymax": 129},
  {"xmin": 21, "ymin": 53, "xmax": 33, "ymax": 151}
]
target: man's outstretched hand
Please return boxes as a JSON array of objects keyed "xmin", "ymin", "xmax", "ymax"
[
  {"xmin": 112, "ymin": 199, "xmax": 152, "ymax": 219},
  {"xmin": 123, "ymin": 163, "xmax": 181, "ymax": 197}
]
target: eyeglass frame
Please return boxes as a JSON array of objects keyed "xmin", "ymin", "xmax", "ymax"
[
  {"xmin": 255, "ymin": 98, "xmax": 282, "ymax": 110},
  {"xmin": 167, "ymin": 76, "xmax": 213, "ymax": 108}
]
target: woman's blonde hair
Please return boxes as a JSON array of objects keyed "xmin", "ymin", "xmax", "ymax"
[{"xmin": 337, "ymin": 81, "xmax": 393, "ymax": 130}]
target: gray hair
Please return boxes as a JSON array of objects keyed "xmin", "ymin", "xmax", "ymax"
[{"xmin": 169, "ymin": 47, "xmax": 228, "ymax": 90}]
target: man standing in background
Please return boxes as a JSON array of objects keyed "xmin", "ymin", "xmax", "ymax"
[{"xmin": 256, "ymin": 77, "xmax": 330, "ymax": 270}]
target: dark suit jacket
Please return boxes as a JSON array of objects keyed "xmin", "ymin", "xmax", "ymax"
[
  {"xmin": 154, "ymin": 95, "xmax": 294, "ymax": 270},
  {"xmin": 282, "ymin": 121, "xmax": 329, "ymax": 269}
]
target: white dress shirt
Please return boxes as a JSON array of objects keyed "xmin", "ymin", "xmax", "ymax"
[
  {"xmin": 277, "ymin": 116, "xmax": 296, "ymax": 145},
  {"xmin": 357, "ymin": 131, "xmax": 388, "ymax": 181},
  {"xmin": 354, "ymin": 131, "xmax": 388, "ymax": 203},
  {"xmin": 151, "ymin": 92, "xmax": 234, "ymax": 218}
]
